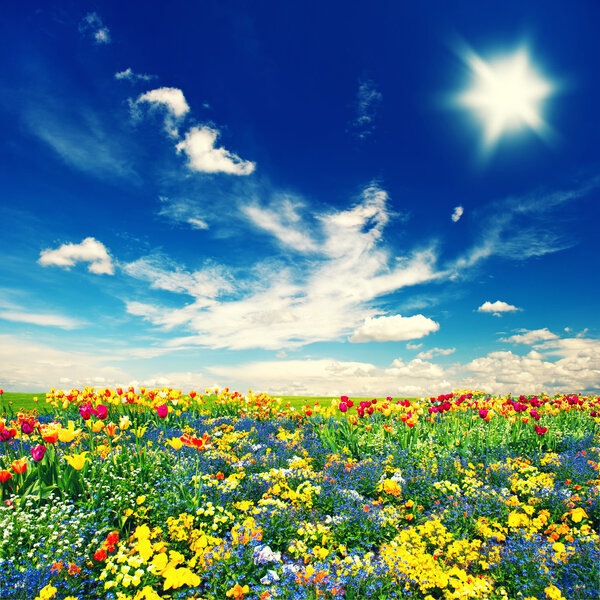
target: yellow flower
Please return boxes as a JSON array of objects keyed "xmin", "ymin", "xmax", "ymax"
[
  {"xmin": 91, "ymin": 420, "xmax": 105, "ymax": 433},
  {"xmin": 34, "ymin": 585, "xmax": 58, "ymax": 600},
  {"xmin": 569, "ymin": 507, "xmax": 588, "ymax": 523},
  {"xmin": 119, "ymin": 416, "xmax": 131, "ymax": 430},
  {"xmin": 137, "ymin": 495, "xmax": 146, "ymax": 505},
  {"xmin": 58, "ymin": 421, "xmax": 81, "ymax": 443},
  {"xmin": 134, "ymin": 426, "xmax": 148, "ymax": 438},
  {"xmin": 64, "ymin": 452, "xmax": 89, "ymax": 471},
  {"xmin": 165, "ymin": 437, "xmax": 183, "ymax": 450},
  {"xmin": 132, "ymin": 587, "xmax": 162, "ymax": 600},
  {"xmin": 545, "ymin": 585, "xmax": 563, "ymax": 599}
]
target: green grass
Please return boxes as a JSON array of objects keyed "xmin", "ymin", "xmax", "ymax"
[{"xmin": 1, "ymin": 392, "xmax": 416, "ymax": 414}]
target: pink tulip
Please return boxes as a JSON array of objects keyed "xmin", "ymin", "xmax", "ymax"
[
  {"xmin": 156, "ymin": 405, "xmax": 168, "ymax": 419},
  {"xmin": 31, "ymin": 444, "xmax": 46, "ymax": 462}
]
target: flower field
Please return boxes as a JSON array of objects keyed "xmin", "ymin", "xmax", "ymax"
[{"xmin": 0, "ymin": 388, "xmax": 599, "ymax": 600}]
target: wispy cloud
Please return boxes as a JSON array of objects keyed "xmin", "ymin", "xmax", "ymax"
[
  {"xmin": 79, "ymin": 12, "xmax": 111, "ymax": 45},
  {"xmin": 38, "ymin": 237, "xmax": 114, "ymax": 275},
  {"xmin": 477, "ymin": 300, "xmax": 520, "ymax": 316},
  {"xmin": 157, "ymin": 196, "xmax": 209, "ymax": 230},
  {"xmin": 450, "ymin": 177, "xmax": 600, "ymax": 273},
  {"xmin": 25, "ymin": 107, "xmax": 137, "ymax": 180},
  {"xmin": 125, "ymin": 184, "xmax": 441, "ymax": 350},
  {"xmin": 115, "ymin": 68, "xmax": 157, "ymax": 83},
  {"xmin": 242, "ymin": 195, "xmax": 317, "ymax": 252},
  {"xmin": 351, "ymin": 79, "xmax": 382, "ymax": 140},
  {"xmin": 0, "ymin": 310, "xmax": 84, "ymax": 329}
]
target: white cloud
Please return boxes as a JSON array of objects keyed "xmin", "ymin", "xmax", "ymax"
[
  {"xmin": 243, "ymin": 196, "xmax": 317, "ymax": 252},
  {"xmin": 205, "ymin": 333, "xmax": 600, "ymax": 397},
  {"xmin": 122, "ymin": 255, "xmax": 231, "ymax": 299},
  {"xmin": 176, "ymin": 126, "xmax": 255, "ymax": 175},
  {"xmin": 208, "ymin": 357, "xmax": 451, "ymax": 397},
  {"xmin": 25, "ymin": 107, "xmax": 136, "ymax": 180},
  {"xmin": 406, "ymin": 342, "xmax": 423, "ymax": 350},
  {"xmin": 503, "ymin": 328, "xmax": 558, "ymax": 344},
  {"xmin": 350, "ymin": 314, "xmax": 440, "ymax": 343},
  {"xmin": 126, "ymin": 185, "xmax": 441, "ymax": 350},
  {"xmin": 451, "ymin": 206, "xmax": 464, "ymax": 222},
  {"xmin": 450, "ymin": 178, "xmax": 600, "ymax": 274},
  {"xmin": 157, "ymin": 196, "xmax": 210, "ymax": 230},
  {"xmin": 477, "ymin": 300, "xmax": 520, "ymax": 316},
  {"xmin": 417, "ymin": 347, "xmax": 456, "ymax": 359},
  {"xmin": 79, "ymin": 12, "xmax": 111, "ymax": 45},
  {"xmin": 352, "ymin": 79, "xmax": 382, "ymax": 139},
  {"xmin": 0, "ymin": 334, "xmax": 129, "ymax": 392},
  {"xmin": 136, "ymin": 87, "xmax": 190, "ymax": 119},
  {"xmin": 115, "ymin": 68, "xmax": 157, "ymax": 82},
  {"xmin": 38, "ymin": 237, "xmax": 114, "ymax": 275},
  {"xmin": 0, "ymin": 311, "xmax": 84, "ymax": 329}
]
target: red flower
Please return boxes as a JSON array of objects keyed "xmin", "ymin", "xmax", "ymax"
[
  {"xmin": 94, "ymin": 549, "xmax": 107, "ymax": 561},
  {"xmin": 0, "ymin": 470, "xmax": 12, "ymax": 482},
  {"xmin": 106, "ymin": 531, "xmax": 119, "ymax": 545}
]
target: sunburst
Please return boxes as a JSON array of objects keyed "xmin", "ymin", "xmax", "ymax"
[{"xmin": 457, "ymin": 47, "xmax": 554, "ymax": 149}]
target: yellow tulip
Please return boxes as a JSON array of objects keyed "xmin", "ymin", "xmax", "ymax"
[
  {"xmin": 58, "ymin": 421, "xmax": 82, "ymax": 443},
  {"xmin": 165, "ymin": 437, "xmax": 183, "ymax": 450},
  {"xmin": 91, "ymin": 421, "xmax": 105, "ymax": 433},
  {"xmin": 134, "ymin": 426, "xmax": 148, "ymax": 439},
  {"xmin": 119, "ymin": 416, "xmax": 131, "ymax": 430},
  {"xmin": 65, "ymin": 452, "xmax": 89, "ymax": 471}
]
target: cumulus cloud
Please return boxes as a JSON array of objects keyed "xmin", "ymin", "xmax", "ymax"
[
  {"xmin": 350, "ymin": 314, "xmax": 440, "ymax": 343},
  {"xmin": 175, "ymin": 126, "xmax": 255, "ymax": 175},
  {"xmin": 417, "ymin": 347, "xmax": 456, "ymax": 359},
  {"xmin": 136, "ymin": 87, "xmax": 190, "ymax": 119},
  {"xmin": 451, "ymin": 206, "xmax": 464, "ymax": 222},
  {"xmin": 204, "ymin": 333, "xmax": 600, "ymax": 397},
  {"xmin": 115, "ymin": 68, "xmax": 157, "ymax": 83},
  {"xmin": 503, "ymin": 328, "xmax": 558, "ymax": 344},
  {"xmin": 79, "ymin": 12, "xmax": 111, "ymax": 45},
  {"xmin": 38, "ymin": 237, "xmax": 114, "ymax": 275},
  {"xmin": 0, "ymin": 311, "xmax": 84, "ymax": 329},
  {"xmin": 351, "ymin": 79, "xmax": 382, "ymax": 139},
  {"xmin": 477, "ymin": 300, "xmax": 520, "ymax": 316}
]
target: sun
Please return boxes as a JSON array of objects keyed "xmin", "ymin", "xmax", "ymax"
[{"xmin": 457, "ymin": 47, "xmax": 554, "ymax": 149}]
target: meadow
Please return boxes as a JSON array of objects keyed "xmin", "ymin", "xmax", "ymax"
[{"xmin": 0, "ymin": 386, "xmax": 598, "ymax": 600}]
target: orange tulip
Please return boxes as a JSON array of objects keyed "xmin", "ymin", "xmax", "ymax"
[
  {"xmin": 0, "ymin": 470, "xmax": 12, "ymax": 482},
  {"xmin": 105, "ymin": 423, "xmax": 117, "ymax": 437},
  {"xmin": 11, "ymin": 458, "xmax": 27, "ymax": 474}
]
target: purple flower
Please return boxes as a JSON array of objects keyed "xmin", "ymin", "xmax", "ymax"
[
  {"xmin": 31, "ymin": 444, "xmax": 46, "ymax": 462},
  {"xmin": 21, "ymin": 422, "xmax": 34, "ymax": 435}
]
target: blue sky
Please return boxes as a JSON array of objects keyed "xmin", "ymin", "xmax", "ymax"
[{"xmin": 1, "ymin": 1, "xmax": 599, "ymax": 395}]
